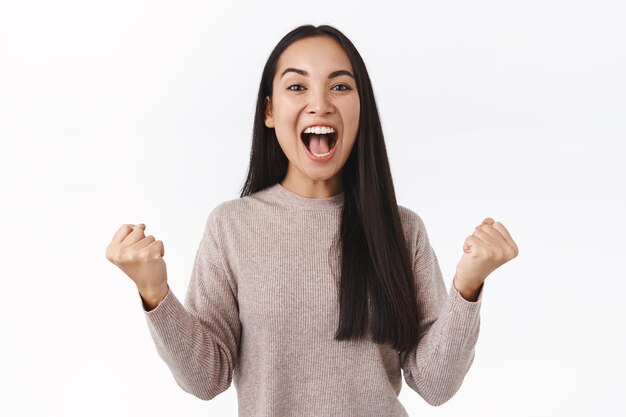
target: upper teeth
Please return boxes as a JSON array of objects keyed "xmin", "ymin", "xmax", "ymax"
[{"xmin": 303, "ymin": 126, "xmax": 335, "ymax": 134}]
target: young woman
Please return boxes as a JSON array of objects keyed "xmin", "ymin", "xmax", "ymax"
[{"xmin": 106, "ymin": 24, "xmax": 518, "ymax": 416}]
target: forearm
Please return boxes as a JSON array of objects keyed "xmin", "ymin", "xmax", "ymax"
[
  {"xmin": 402, "ymin": 279, "xmax": 482, "ymax": 406},
  {"xmin": 142, "ymin": 285, "xmax": 237, "ymax": 400}
]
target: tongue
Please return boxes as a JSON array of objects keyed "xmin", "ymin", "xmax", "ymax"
[{"xmin": 308, "ymin": 134, "xmax": 330, "ymax": 154}]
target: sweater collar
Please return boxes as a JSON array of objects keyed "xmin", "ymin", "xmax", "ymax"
[{"xmin": 266, "ymin": 182, "xmax": 344, "ymax": 210}]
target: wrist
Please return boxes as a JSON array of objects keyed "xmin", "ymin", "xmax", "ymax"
[
  {"xmin": 138, "ymin": 283, "xmax": 169, "ymax": 310},
  {"xmin": 453, "ymin": 274, "xmax": 482, "ymax": 302}
]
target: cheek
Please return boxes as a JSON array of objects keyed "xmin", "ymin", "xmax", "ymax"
[
  {"xmin": 272, "ymin": 96, "xmax": 299, "ymax": 118},
  {"xmin": 274, "ymin": 126, "xmax": 299, "ymax": 157},
  {"xmin": 343, "ymin": 101, "xmax": 360, "ymax": 151},
  {"xmin": 346, "ymin": 98, "xmax": 360, "ymax": 128}
]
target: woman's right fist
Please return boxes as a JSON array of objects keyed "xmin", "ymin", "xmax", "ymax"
[{"xmin": 105, "ymin": 223, "xmax": 168, "ymax": 301}]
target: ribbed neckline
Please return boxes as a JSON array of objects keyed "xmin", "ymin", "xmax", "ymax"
[{"xmin": 265, "ymin": 182, "xmax": 344, "ymax": 210}]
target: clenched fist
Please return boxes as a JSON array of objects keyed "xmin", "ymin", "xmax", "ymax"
[
  {"xmin": 105, "ymin": 223, "xmax": 169, "ymax": 310},
  {"xmin": 454, "ymin": 217, "xmax": 519, "ymax": 301}
]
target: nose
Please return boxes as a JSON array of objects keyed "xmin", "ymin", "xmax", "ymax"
[{"xmin": 306, "ymin": 88, "xmax": 335, "ymax": 115}]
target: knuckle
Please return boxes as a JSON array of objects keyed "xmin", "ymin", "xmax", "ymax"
[
  {"xmin": 137, "ymin": 250, "xmax": 150, "ymax": 262},
  {"xmin": 117, "ymin": 252, "xmax": 131, "ymax": 265},
  {"xmin": 109, "ymin": 248, "xmax": 122, "ymax": 262},
  {"xmin": 121, "ymin": 249, "xmax": 141, "ymax": 264},
  {"xmin": 505, "ymin": 244, "xmax": 519, "ymax": 259}
]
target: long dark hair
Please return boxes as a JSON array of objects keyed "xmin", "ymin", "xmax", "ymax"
[{"xmin": 239, "ymin": 24, "xmax": 420, "ymax": 353}]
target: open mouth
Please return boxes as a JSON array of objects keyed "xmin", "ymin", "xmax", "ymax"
[{"xmin": 300, "ymin": 130, "xmax": 338, "ymax": 157}]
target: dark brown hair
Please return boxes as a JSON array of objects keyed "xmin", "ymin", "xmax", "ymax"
[{"xmin": 240, "ymin": 24, "xmax": 420, "ymax": 353}]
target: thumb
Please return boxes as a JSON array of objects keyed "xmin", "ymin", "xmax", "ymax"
[{"xmin": 463, "ymin": 239, "xmax": 471, "ymax": 254}]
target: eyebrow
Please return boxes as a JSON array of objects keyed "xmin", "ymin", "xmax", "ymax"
[{"xmin": 280, "ymin": 67, "xmax": 355, "ymax": 80}]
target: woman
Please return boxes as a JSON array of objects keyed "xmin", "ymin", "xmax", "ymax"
[{"xmin": 106, "ymin": 24, "xmax": 519, "ymax": 416}]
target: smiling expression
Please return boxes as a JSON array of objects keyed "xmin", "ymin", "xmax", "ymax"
[{"xmin": 264, "ymin": 35, "xmax": 360, "ymax": 185}]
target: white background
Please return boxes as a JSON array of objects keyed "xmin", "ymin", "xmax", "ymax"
[{"xmin": 1, "ymin": 0, "xmax": 625, "ymax": 416}]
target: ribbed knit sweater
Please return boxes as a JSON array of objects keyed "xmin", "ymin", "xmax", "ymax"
[{"xmin": 141, "ymin": 182, "xmax": 483, "ymax": 416}]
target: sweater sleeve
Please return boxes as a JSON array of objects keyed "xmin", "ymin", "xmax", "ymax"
[
  {"xmin": 399, "ymin": 220, "xmax": 483, "ymax": 406},
  {"xmin": 140, "ymin": 211, "xmax": 241, "ymax": 401}
]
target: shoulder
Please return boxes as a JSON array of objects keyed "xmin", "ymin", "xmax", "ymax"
[
  {"xmin": 397, "ymin": 204, "xmax": 427, "ymax": 239},
  {"xmin": 397, "ymin": 204, "xmax": 436, "ymax": 268},
  {"xmin": 203, "ymin": 189, "xmax": 271, "ymax": 231},
  {"xmin": 205, "ymin": 196, "xmax": 248, "ymax": 227}
]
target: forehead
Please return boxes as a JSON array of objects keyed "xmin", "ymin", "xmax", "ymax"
[{"xmin": 275, "ymin": 36, "xmax": 353, "ymax": 78}]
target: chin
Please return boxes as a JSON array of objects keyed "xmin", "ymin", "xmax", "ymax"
[{"xmin": 299, "ymin": 165, "xmax": 337, "ymax": 181}]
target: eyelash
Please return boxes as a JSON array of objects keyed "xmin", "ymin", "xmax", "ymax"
[{"xmin": 287, "ymin": 84, "xmax": 352, "ymax": 92}]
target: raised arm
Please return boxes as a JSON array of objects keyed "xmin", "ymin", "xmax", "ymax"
[
  {"xmin": 142, "ymin": 211, "xmax": 241, "ymax": 400},
  {"xmin": 400, "ymin": 217, "xmax": 483, "ymax": 406}
]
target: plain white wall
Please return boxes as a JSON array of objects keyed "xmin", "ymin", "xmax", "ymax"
[{"xmin": 1, "ymin": 0, "xmax": 625, "ymax": 415}]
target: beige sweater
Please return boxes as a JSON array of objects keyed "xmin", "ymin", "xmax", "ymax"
[{"xmin": 141, "ymin": 182, "xmax": 483, "ymax": 416}]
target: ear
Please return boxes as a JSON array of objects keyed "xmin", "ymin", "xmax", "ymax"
[{"xmin": 264, "ymin": 96, "xmax": 274, "ymax": 128}]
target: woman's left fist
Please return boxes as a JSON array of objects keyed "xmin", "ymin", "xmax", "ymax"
[{"xmin": 455, "ymin": 217, "xmax": 519, "ymax": 289}]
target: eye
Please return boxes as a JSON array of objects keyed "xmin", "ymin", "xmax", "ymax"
[
  {"xmin": 287, "ymin": 84, "xmax": 352, "ymax": 92},
  {"xmin": 332, "ymin": 84, "xmax": 351, "ymax": 91}
]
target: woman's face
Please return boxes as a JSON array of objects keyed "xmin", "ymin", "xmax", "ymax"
[{"xmin": 265, "ymin": 36, "xmax": 360, "ymax": 191}]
